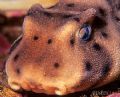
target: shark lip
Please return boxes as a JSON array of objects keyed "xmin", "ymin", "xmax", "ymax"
[
  {"xmin": 8, "ymin": 79, "xmax": 61, "ymax": 95},
  {"xmin": 9, "ymin": 81, "xmax": 21, "ymax": 91}
]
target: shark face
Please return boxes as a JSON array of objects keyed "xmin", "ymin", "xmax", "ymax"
[{"xmin": 5, "ymin": 0, "xmax": 120, "ymax": 95}]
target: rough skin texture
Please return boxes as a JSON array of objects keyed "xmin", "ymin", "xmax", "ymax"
[{"xmin": 5, "ymin": 0, "xmax": 120, "ymax": 95}]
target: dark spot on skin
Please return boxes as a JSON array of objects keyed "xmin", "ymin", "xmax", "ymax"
[
  {"xmin": 63, "ymin": 15, "xmax": 73, "ymax": 18},
  {"xmin": 85, "ymin": 62, "xmax": 92, "ymax": 71},
  {"xmin": 9, "ymin": 36, "xmax": 22, "ymax": 54},
  {"xmin": 54, "ymin": 63, "xmax": 59, "ymax": 68},
  {"xmin": 33, "ymin": 36, "xmax": 39, "ymax": 40},
  {"xmin": 66, "ymin": 3, "xmax": 75, "ymax": 7},
  {"xmin": 93, "ymin": 43, "xmax": 101, "ymax": 51},
  {"xmin": 73, "ymin": 18, "xmax": 80, "ymax": 22},
  {"xmin": 47, "ymin": 39, "xmax": 52, "ymax": 44},
  {"xmin": 102, "ymin": 63, "xmax": 110, "ymax": 75},
  {"xmin": 16, "ymin": 68, "xmax": 20, "ymax": 74},
  {"xmin": 92, "ymin": 16, "xmax": 107, "ymax": 29},
  {"xmin": 14, "ymin": 54, "xmax": 19, "ymax": 61},
  {"xmin": 99, "ymin": 8, "xmax": 107, "ymax": 16},
  {"xmin": 101, "ymin": 32, "xmax": 108, "ymax": 38},
  {"xmin": 70, "ymin": 38, "xmax": 75, "ymax": 46},
  {"xmin": 43, "ymin": 12, "xmax": 52, "ymax": 17}
]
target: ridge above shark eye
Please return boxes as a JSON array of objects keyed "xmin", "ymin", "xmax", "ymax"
[{"xmin": 79, "ymin": 24, "xmax": 92, "ymax": 41}]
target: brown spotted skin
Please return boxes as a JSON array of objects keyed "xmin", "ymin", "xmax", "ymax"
[{"xmin": 5, "ymin": 0, "xmax": 120, "ymax": 95}]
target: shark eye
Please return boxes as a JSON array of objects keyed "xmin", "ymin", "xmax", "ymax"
[{"xmin": 79, "ymin": 24, "xmax": 92, "ymax": 41}]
